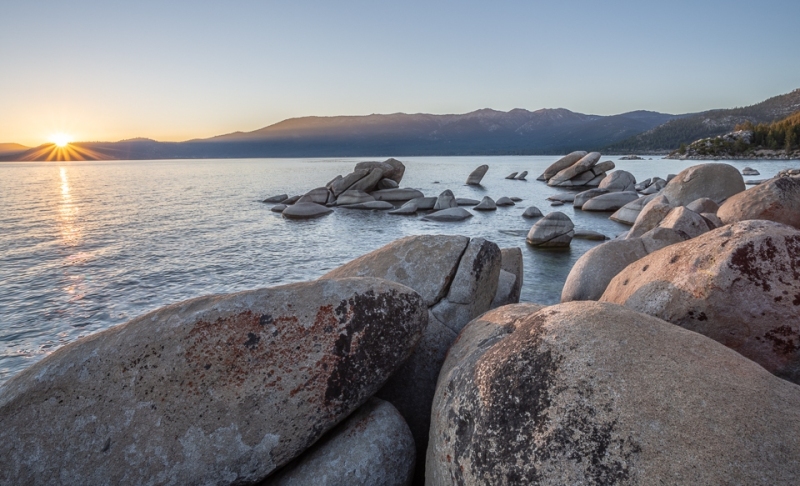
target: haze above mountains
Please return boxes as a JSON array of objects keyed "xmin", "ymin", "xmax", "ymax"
[{"xmin": 3, "ymin": 89, "xmax": 799, "ymax": 161}]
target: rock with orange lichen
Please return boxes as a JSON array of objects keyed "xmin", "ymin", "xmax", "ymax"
[
  {"xmin": 601, "ymin": 220, "xmax": 800, "ymax": 384},
  {"xmin": 0, "ymin": 277, "xmax": 426, "ymax": 486}
]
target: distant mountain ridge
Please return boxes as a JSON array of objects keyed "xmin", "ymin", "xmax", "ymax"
[
  {"xmin": 605, "ymin": 89, "xmax": 800, "ymax": 153},
  {"xmin": 3, "ymin": 88, "xmax": 798, "ymax": 161},
  {"xmin": 1, "ymin": 108, "xmax": 676, "ymax": 161}
]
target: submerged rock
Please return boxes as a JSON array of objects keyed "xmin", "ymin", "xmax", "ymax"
[
  {"xmin": 263, "ymin": 193, "xmax": 289, "ymax": 203},
  {"xmin": 0, "ymin": 278, "xmax": 427, "ymax": 485},
  {"xmin": 495, "ymin": 197, "xmax": 515, "ymax": 206},
  {"xmin": 271, "ymin": 204, "xmax": 287, "ymax": 213},
  {"xmin": 521, "ymin": 206, "xmax": 543, "ymax": 218}
]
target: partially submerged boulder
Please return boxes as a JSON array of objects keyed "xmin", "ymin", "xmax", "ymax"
[
  {"xmin": 371, "ymin": 188, "xmax": 424, "ymax": 202},
  {"xmin": 526, "ymin": 212, "xmax": 574, "ymax": 247},
  {"xmin": 581, "ymin": 191, "xmax": 639, "ymax": 212},
  {"xmin": 282, "ymin": 202, "xmax": 334, "ymax": 219},
  {"xmin": 335, "ymin": 190, "xmax": 375, "ymax": 206},
  {"xmin": 573, "ymin": 188, "xmax": 608, "ymax": 209},
  {"xmin": 263, "ymin": 193, "xmax": 289, "ymax": 203},
  {"xmin": 423, "ymin": 208, "xmax": 473, "ymax": 222},
  {"xmin": 428, "ymin": 301, "xmax": 800, "ymax": 485},
  {"xmin": 0, "ymin": 278, "xmax": 427, "ymax": 485},
  {"xmin": 433, "ymin": 189, "xmax": 458, "ymax": 210},
  {"xmin": 354, "ymin": 158, "xmax": 406, "ymax": 184},
  {"xmin": 473, "ymin": 196, "xmax": 497, "ymax": 211},
  {"xmin": 598, "ymin": 170, "xmax": 636, "ymax": 192},
  {"xmin": 521, "ymin": 206, "xmax": 543, "ymax": 218},
  {"xmin": 466, "ymin": 165, "xmax": 489, "ymax": 185},
  {"xmin": 602, "ymin": 220, "xmax": 800, "ymax": 384},
  {"xmin": 495, "ymin": 197, "xmax": 515, "ymax": 206}
]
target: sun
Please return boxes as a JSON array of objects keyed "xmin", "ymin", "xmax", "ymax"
[{"xmin": 51, "ymin": 133, "xmax": 73, "ymax": 147}]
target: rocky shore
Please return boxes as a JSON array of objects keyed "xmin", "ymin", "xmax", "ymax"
[{"xmin": 2, "ymin": 158, "xmax": 800, "ymax": 485}]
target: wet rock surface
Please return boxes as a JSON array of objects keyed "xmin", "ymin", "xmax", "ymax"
[
  {"xmin": 0, "ymin": 278, "xmax": 427, "ymax": 486},
  {"xmin": 427, "ymin": 301, "xmax": 800, "ymax": 485},
  {"xmin": 526, "ymin": 212, "xmax": 574, "ymax": 247},
  {"xmin": 602, "ymin": 220, "xmax": 800, "ymax": 384}
]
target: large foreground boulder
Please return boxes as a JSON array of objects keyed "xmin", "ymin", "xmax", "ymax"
[
  {"xmin": 718, "ymin": 176, "xmax": 800, "ymax": 229},
  {"xmin": 661, "ymin": 163, "xmax": 745, "ymax": 206},
  {"xmin": 602, "ymin": 220, "xmax": 800, "ymax": 384},
  {"xmin": 321, "ymin": 235, "xmax": 503, "ymax": 483},
  {"xmin": 427, "ymin": 301, "xmax": 800, "ymax": 485},
  {"xmin": 0, "ymin": 278, "xmax": 427, "ymax": 485},
  {"xmin": 264, "ymin": 398, "xmax": 415, "ymax": 486}
]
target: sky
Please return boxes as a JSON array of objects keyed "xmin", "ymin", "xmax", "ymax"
[{"xmin": 1, "ymin": 0, "xmax": 799, "ymax": 147}]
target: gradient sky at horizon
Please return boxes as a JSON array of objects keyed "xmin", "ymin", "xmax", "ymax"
[{"xmin": 1, "ymin": 0, "xmax": 799, "ymax": 147}]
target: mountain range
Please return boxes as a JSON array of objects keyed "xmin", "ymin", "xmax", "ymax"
[{"xmin": 2, "ymin": 89, "xmax": 798, "ymax": 161}]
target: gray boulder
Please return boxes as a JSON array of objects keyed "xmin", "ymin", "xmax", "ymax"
[
  {"xmin": 591, "ymin": 160, "xmax": 615, "ymax": 175},
  {"xmin": 348, "ymin": 168, "xmax": 385, "ymax": 193},
  {"xmin": 602, "ymin": 220, "xmax": 800, "ymax": 385},
  {"xmin": 0, "ymin": 278, "xmax": 426, "ymax": 486},
  {"xmin": 547, "ymin": 193, "xmax": 575, "ymax": 203},
  {"xmin": 433, "ymin": 189, "xmax": 458, "ymax": 210},
  {"xmin": 271, "ymin": 204, "xmax": 287, "ymax": 213},
  {"xmin": 742, "ymin": 167, "xmax": 760, "ymax": 176},
  {"xmin": 263, "ymin": 193, "xmax": 288, "ymax": 203},
  {"xmin": 657, "ymin": 206, "xmax": 713, "ymax": 239},
  {"xmin": 298, "ymin": 187, "xmax": 330, "ymax": 204},
  {"xmin": 388, "ymin": 200, "xmax": 418, "ymax": 215},
  {"xmin": 340, "ymin": 201, "xmax": 394, "ymax": 210},
  {"xmin": 282, "ymin": 195, "xmax": 302, "ymax": 205},
  {"xmin": 581, "ymin": 191, "xmax": 639, "ymax": 212},
  {"xmin": 466, "ymin": 165, "xmax": 489, "ymax": 185},
  {"xmin": 573, "ymin": 229, "xmax": 607, "ymax": 240},
  {"xmin": 634, "ymin": 178, "xmax": 652, "ymax": 191},
  {"xmin": 473, "ymin": 196, "xmax": 497, "ymax": 211},
  {"xmin": 410, "ymin": 196, "xmax": 437, "ymax": 210},
  {"xmin": 331, "ymin": 170, "xmax": 370, "ymax": 196},
  {"xmin": 505, "ymin": 172, "xmax": 518, "ymax": 179},
  {"xmin": 427, "ymin": 301, "xmax": 800, "ymax": 485},
  {"xmin": 456, "ymin": 198, "xmax": 479, "ymax": 206},
  {"xmin": 685, "ymin": 197, "xmax": 719, "ymax": 215},
  {"xmin": 354, "ymin": 158, "xmax": 406, "ymax": 184},
  {"xmin": 377, "ymin": 178, "xmax": 399, "ymax": 190},
  {"xmin": 521, "ymin": 206, "xmax": 543, "ymax": 218},
  {"xmin": 515, "ymin": 171, "xmax": 528, "ymax": 180},
  {"xmin": 627, "ymin": 195, "xmax": 672, "ymax": 239},
  {"xmin": 264, "ymin": 398, "xmax": 414, "ymax": 486},
  {"xmin": 662, "ymin": 163, "xmax": 745, "ymax": 206},
  {"xmin": 495, "ymin": 197, "xmax": 515, "ymax": 206},
  {"xmin": 282, "ymin": 202, "xmax": 334, "ymax": 219},
  {"xmin": 537, "ymin": 151, "xmax": 588, "ymax": 181},
  {"xmin": 598, "ymin": 170, "xmax": 636, "ymax": 192},
  {"xmin": 321, "ymin": 235, "xmax": 502, "ymax": 483},
  {"xmin": 497, "ymin": 247, "xmax": 523, "ymax": 306},
  {"xmin": 510, "ymin": 196, "xmax": 523, "ymax": 202},
  {"xmin": 336, "ymin": 190, "xmax": 375, "ymax": 206},
  {"xmin": 370, "ymin": 188, "xmax": 425, "ymax": 202},
  {"xmin": 573, "ymin": 188, "xmax": 609, "ymax": 208},
  {"xmin": 526, "ymin": 212, "xmax": 574, "ymax": 247},
  {"xmin": 718, "ymin": 176, "xmax": 800, "ymax": 229},
  {"xmin": 547, "ymin": 152, "xmax": 601, "ymax": 186},
  {"xmin": 423, "ymin": 208, "xmax": 473, "ymax": 222},
  {"xmin": 561, "ymin": 226, "xmax": 685, "ymax": 302},
  {"xmin": 609, "ymin": 193, "xmax": 659, "ymax": 225}
]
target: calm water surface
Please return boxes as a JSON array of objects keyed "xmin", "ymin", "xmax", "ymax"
[{"xmin": 1, "ymin": 156, "xmax": 797, "ymax": 384}]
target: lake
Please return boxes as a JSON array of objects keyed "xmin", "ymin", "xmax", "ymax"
[{"xmin": 0, "ymin": 155, "xmax": 796, "ymax": 385}]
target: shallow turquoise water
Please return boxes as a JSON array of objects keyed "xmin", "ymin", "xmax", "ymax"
[{"xmin": 0, "ymin": 155, "xmax": 796, "ymax": 384}]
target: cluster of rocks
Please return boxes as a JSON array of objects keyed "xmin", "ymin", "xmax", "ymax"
[
  {"xmin": 537, "ymin": 151, "xmax": 615, "ymax": 188},
  {"xmin": 0, "ymin": 234, "xmax": 522, "ymax": 485},
  {"xmin": 504, "ymin": 171, "xmax": 528, "ymax": 180},
  {"xmin": 263, "ymin": 159, "xmax": 527, "ymax": 223}
]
